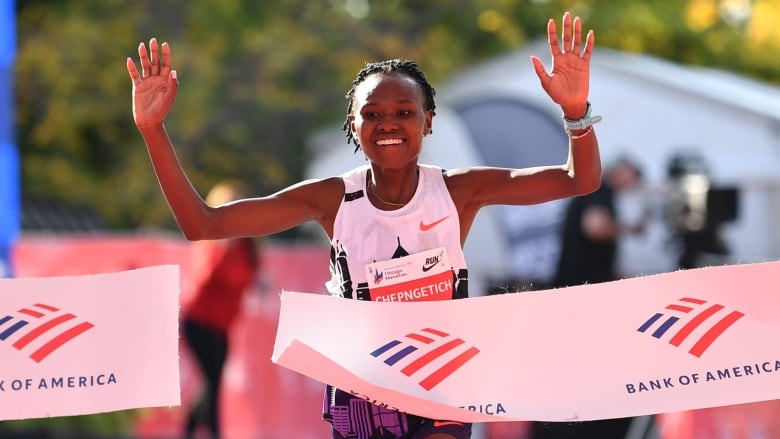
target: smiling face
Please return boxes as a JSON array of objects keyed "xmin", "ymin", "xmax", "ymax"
[{"xmin": 349, "ymin": 73, "xmax": 433, "ymax": 170}]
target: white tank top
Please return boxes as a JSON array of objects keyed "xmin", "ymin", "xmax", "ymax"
[{"xmin": 326, "ymin": 164, "xmax": 469, "ymax": 301}]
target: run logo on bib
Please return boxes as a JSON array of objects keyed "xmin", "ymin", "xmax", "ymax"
[{"xmin": 365, "ymin": 247, "xmax": 454, "ymax": 302}]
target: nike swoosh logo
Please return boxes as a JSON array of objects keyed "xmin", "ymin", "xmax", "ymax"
[
  {"xmin": 419, "ymin": 215, "xmax": 450, "ymax": 231},
  {"xmin": 422, "ymin": 261, "xmax": 438, "ymax": 272},
  {"xmin": 433, "ymin": 420, "xmax": 464, "ymax": 428}
]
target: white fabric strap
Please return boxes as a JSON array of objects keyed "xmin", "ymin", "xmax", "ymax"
[{"xmin": 563, "ymin": 102, "xmax": 603, "ymax": 133}]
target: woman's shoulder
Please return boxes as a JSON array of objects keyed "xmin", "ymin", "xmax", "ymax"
[
  {"xmin": 419, "ymin": 163, "xmax": 444, "ymax": 173},
  {"xmin": 338, "ymin": 164, "xmax": 370, "ymax": 180},
  {"xmin": 298, "ymin": 175, "xmax": 345, "ymax": 199},
  {"xmin": 300, "ymin": 165, "xmax": 367, "ymax": 188}
]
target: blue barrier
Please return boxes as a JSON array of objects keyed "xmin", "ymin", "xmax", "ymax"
[{"xmin": 1, "ymin": 0, "xmax": 18, "ymax": 277}]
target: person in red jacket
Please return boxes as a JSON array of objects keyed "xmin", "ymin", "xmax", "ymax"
[{"xmin": 182, "ymin": 180, "xmax": 260, "ymax": 438}]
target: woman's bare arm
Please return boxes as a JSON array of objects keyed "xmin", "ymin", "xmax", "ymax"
[{"xmin": 128, "ymin": 39, "xmax": 342, "ymax": 241}]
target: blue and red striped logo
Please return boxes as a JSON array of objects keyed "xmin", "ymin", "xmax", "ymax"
[
  {"xmin": 637, "ymin": 297, "xmax": 744, "ymax": 357},
  {"xmin": 370, "ymin": 327, "xmax": 480, "ymax": 390},
  {"xmin": 0, "ymin": 303, "xmax": 95, "ymax": 363}
]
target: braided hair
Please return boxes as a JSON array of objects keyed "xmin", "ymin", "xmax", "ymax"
[{"xmin": 343, "ymin": 59, "xmax": 437, "ymax": 152}]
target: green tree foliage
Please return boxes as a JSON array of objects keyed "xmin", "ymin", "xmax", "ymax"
[
  {"xmin": 15, "ymin": 0, "xmax": 780, "ymax": 233},
  {"xmin": 9, "ymin": 0, "xmax": 780, "ymax": 435}
]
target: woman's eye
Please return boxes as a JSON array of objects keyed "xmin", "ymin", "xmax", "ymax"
[
  {"xmin": 397, "ymin": 110, "xmax": 411, "ymax": 117},
  {"xmin": 363, "ymin": 112, "xmax": 379, "ymax": 119}
]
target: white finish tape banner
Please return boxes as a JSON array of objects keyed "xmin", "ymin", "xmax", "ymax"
[
  {"xmin": 273, "ymin": 261, "xmax": 780, "ymax": 422},
  {"xmin": 0, "ymin": 265, "xmax": 181, "ymax": 420}
]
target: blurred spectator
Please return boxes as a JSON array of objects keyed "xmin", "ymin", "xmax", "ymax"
[
  {"xmin": 182, "ymin": 180, "xmax": 260, "ymax": 439},
  {"xmin": 552, "ymin": 156, "xmax": 646, "ymax": 288},
  {"xmin": 531, "ymin": 156, "xmax": 646, "ymax": 439}
]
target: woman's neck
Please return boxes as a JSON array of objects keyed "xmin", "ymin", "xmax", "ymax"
[{"xmin": 367, "ymin": 165, "xmax": 419, "ymax": 209}]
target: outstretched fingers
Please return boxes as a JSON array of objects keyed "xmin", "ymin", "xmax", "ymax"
[
  {"xmin": 561, "ymin": 11, "xmax": 573, "ymax": 54},
  {"xmin": 159, "ymin": 42, "xmax": 173, "ymax": 77},
  {"xmin": 582, "ymin": 29, "xmax": 595, "ymax": 62},
  {"xmin": 149, "ymin": 38, "xmax": 160, "ymax": 76},
  {"xmin": 552, "ymin": 12, "xmax": 594, "ymax": 59},
  {"xmin": 571, "ymin": 16, "xmax": 582, "ymax": 55},
  {"xmin": 546, "ymin": 18, "xmax": 560, "ymax": 57},
  {"xmin": 127, "ymin": 57, "xmax": 141, "ymax": 85},
  {"xmin": 138, "ymin": 42, "xmax": 151, "ymax": 78},
  {"xmin": 133, "ymin": 37, "xmax": 173, "ymax": 80},
  {"xmin": 530, "ymin": 56, "xmax": 547, "ymax": 79}
]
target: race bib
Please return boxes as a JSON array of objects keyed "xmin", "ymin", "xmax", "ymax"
[{"xmin": 364, "ymin": 247, "xmax": 454, "ymax": 302}]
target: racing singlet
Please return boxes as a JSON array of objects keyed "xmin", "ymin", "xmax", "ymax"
[
  {"xmin": 327, "ymin": 164, "xmax": 468, "ymax": 301},
  {"xmin": 323, "ymin": 164, "xmax": 469, "ymax": 438}
]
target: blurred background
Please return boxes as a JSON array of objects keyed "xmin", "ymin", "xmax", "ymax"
[{"xmin": 3, "ymin": 0, "xmax": 780, "ymax": 438}]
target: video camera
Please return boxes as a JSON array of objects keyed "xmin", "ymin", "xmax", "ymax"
[{"xmin": 665, "ymin": 151, "xmax": 738, "ymax": 269}]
